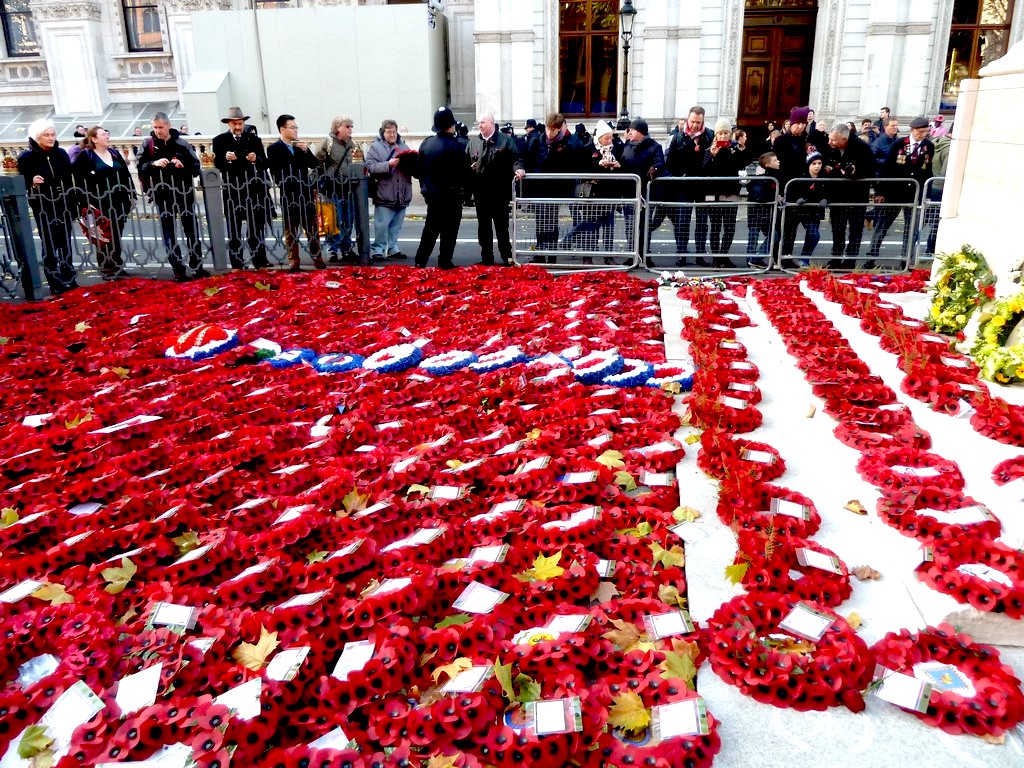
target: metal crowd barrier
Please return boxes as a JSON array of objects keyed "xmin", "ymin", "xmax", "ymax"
[
  {"xmin": 914, "ymin": 176, "xmax": 944, "ymax": 268},
  {"xmin": 776, "ymin": 177, "xmax": 921, "ymax": 273},
  {"xmin": 644, "ymin": 176, "xmax": 779, "ymax": 275},
  {"xmin": 512, "ymin": 173, "xmax": 642, "ymax": 271},
  {"xmin": 16, "ymin": 167, "xmax": 369, "ymax": 290}
]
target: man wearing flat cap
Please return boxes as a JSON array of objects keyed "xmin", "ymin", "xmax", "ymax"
[
  {"xmin": 414, "ymin": 107, "xmax": 471, "ymax": 269},
  {"xmin": 867, "ymin": 116, "xmax": 933, "ymax": 265},
  {"xmin": 212, "ymin": 106, "xmax": 271, "ymax": 269}
]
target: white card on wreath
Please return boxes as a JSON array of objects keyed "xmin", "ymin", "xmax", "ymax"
[
  {"xmin": 307, "ymin": 727, "xmax": 353, "ymax": 751},
  {"xmin": 639, "ymin": 471, "xmax": 675, "ymax": 487},
  {"xmin": 274, "ymin": 590, "xmax": 328, "ymax": 611},
  {"xmin": 467, "ymin": 544, "xmax": 508, "ymax": 564},
  {"xmin": 215, "ymin": 678, "xmax": 262, "ymax": 720},
  {"xmin": 221, "ymin": 559, "xmax": 275, "ymax": 582},
  {"xmin": 266, "ymin": 647, "xmax": 311, "ymax": 682},
  {"xmin": 871, "ymin": 666, "xmax": 932, "ymax": 713},
  {"xmin": 115, "ymin": 663, "xmax": 163, "ymax": 716},
  {"xmin": 645, "ymin": 610, "xmax": 695, "ymax": 639},
  {"xmin": 561, "ymin": 471, "xmax": 599, "ymax": 484},
  {"xmin": 442, "ymin": 665, "xmax": 493, "ymax": 693},
  {"xmin": 151, "ymin": 602, "xmax": 198, "ymax": 630},
  {"xmin": 795, "ymin": 548, "xmax": 843, "ymax": 575},
  {"xmin": 331, "ymin": 640, "xmax": 376, "ymax": 681},
  {"xmin": 39, "ymin": 680, "xmax": 105, "ymax": 756},
  {"xmin": 0, "ymin": 579, "xmax": 43, "ymax": 604},
  {"xmin": 452, "ymin": 581, "xmax": 508, "ymax": 614},
  {"xmin": 670, "ymin": 522, "xmax": 708, "ymax": 544},
  {"xmin": 919, "ymin": 505, "xmax": 994, "ymax": 526},
  {"xmin": 778, "ymin": 603, "xmax": 833, "ymax": 642},
  {"xmin": 546, "ymin": 615, "xmax": 592, "ymax": 633},
  {"xmin": 769, "ymin": 498, "xmax": 811, "ymax": 520},
  {"xmin": 430, "ymin": 485, "xmax": 466, "ymax": 501},
  {"xmin": 740, "ymin": 449, "xmax": 775, "ymax": 464},
  {"xmin": 654, "ymin": 697, "xmax": 710, "ymax": 739}
]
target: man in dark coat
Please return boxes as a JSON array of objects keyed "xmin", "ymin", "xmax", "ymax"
[
  {"xmin": 521, "ymin": 112, "xmax": 587, "ymax": 262},
  {"xmin": 821, "ymin": 123, "xmax": 876, "ymax": 265},
  {"xmin": 212, "ymin": 106, "xmax": 270, "ymax": 269},
  {"xmin": 867, "ymin": 116, "xmax": 934, "ymax": 265},
  {"xmin": 871, "ymin": 117, "xmax": 900, "ymax": 166},
  {"xmin": 414, "ymin": 107, "xmax": 471, "ymax": 269},
  {"xmin": 618, "ymin": 118, "xmax": 664, "ymax": 260},
  {"xmin": 467, "ymin": 112, "xmax": 523, "ymax": 265},
  {"xmin": 663, "ymin": 106, "xmax": 715, "ymax": 263},
  {"xmin": 267, "ymin": 114, "xmax": 326, "ymax": 272},
  {"xmin": 138, "ymin": 111, "xmax": 206, "ymax": 281}
]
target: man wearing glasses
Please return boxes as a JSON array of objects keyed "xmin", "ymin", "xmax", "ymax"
[{"xmin": 268, "ymin": 114, "xmax": 326, "ymax": 272}]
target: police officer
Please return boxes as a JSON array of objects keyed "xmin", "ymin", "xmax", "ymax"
[
  {"xmin": 414, "ymin": 107, "xmax": 471, "ymax": 269},
  {"xmin": 867, "ymin": 116, "xmax": 933, "ymax": 266}
]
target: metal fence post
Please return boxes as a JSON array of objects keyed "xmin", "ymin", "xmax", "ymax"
[
  {"xmin": 200, "ymin": 167, "xmax": 229, "ymax": 271},
  {"xmin": 0, "ymin": 174, "xmax": 41, "ymax": 300},
  {"xmin": 349, "ymin": 162, "xmax": 370, "ymax": 266}
]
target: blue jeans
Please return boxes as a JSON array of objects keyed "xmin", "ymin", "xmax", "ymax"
[
  {"xmin": 372, "ymin": 204, "xmax": 407, "ymax": 256},
  {"xmin": 324, "ymin": 193, "xmax": 354, "ymax": 255}
]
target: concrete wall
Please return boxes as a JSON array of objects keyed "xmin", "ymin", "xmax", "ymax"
[{"xmin": 186, "ymin": 5, "xmax": 447, "ymax": 137}]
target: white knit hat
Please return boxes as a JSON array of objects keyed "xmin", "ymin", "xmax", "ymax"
[
  {"xmin": 593, "ymin": 121, "xmax": 614, "ymax": 140},
  {"xmin": 27, "ymin": 118, "xmax": 54, "ymax": 143}
]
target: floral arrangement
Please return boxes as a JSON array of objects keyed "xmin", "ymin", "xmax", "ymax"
[
  {"xmin": 2, "ymin": 153, "xmax": 17, "ymax": 172},
  {"xmin": 971, "ymin": 290, "xmax": 1024, "ymax": 384},
  {"xmin": 927, "ymin": 245, "xmax": 995, "ymax": 334},
  {"xmin": 0, "ymin": 267, "xmax": 734, "ymax": 766}
]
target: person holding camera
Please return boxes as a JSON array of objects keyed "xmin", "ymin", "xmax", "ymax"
[
  {"xmin": 212, "ymin": 106, "xmax": 271, "ymax": 270},
  {"xmin": 822, "ymin": 123, "xmax": 875, "ymax": 267},
  {"xmin": 138, "ymin": 112, "xmax": 205, "ymax": 282},
  {"xmin": 268, "ymin": 114, "xmax": 326, "ymax": 272},
  {"xmin": 703, "ymin": 120, "xmax": 750, "ymax": 263}
]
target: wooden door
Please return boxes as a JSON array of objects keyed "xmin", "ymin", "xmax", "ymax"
[{"xmin": 738, "ymin": 9, "xmax": 817, "ymax": 135}]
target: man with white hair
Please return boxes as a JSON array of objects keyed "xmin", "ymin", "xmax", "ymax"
[
  {"xmin": 17, "ymin": 119, "xmax": 78, "ymax": 294},
  {"xmin": 466, "ymin": 112, "xmax": 523, "ymax": 265}
]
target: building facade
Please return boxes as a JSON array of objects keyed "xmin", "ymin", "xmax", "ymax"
[{"xmin": 0, "ymin": 0, "xmax": 1019, "ymax": 140}]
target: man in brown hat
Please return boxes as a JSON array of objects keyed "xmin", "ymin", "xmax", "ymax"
[{"xmin": 212, "ymin": 106, "xmax": 271, "ymax": 269}]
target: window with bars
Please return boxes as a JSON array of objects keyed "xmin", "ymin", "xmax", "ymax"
[
  {"xmin": 558, "ymin": 0, "xmax": 620, "ymax": 117},
  {"xmin": 123, "ymin": 0, "xmax": 163, "ymax": 52},
  {"xmin": 0, "ymin": 0, "xmax": 39, "ymax": 57},
  {"xmin": 941, "ymin": 0, "xmax": 1015, "ymax": 111}
]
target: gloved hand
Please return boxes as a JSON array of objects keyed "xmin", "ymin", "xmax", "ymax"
[
  {"xmin": 794, "ymin": 198, "xmax": 806, "ymax": 206},
  {"xmin": 819, "ymin": 199, "xmax": 828, "ymax": 207}
]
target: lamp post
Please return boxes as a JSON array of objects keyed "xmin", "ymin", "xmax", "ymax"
[{"xmin": 616, "ymin": 0, "xmax": 638, "ymax": 132}]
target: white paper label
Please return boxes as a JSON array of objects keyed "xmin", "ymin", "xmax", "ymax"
[
  {"xmin": 452, "ymin": 581, "xmax": 508, "ymax": 615},
  {"xmin": 331, "ymin": 640, "xmax": 375, "ymax": 681},
  {"xmin": 215, "ymin": 678, "xmax": 262, "ymax": 721},
  {"xmin": 266, "ymin": 647, "xmax": 311, "ymax": 682},
  {"xmin": 115, "ymin": 663, "xmax": 162, "ymax": 716},
  {"xmin": 778, "ymin": 603, "xmax": 833, "ymax": 642}
]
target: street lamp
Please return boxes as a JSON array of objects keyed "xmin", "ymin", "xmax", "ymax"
[{"xmin": 616, "ymin": 0, "xmax": 638, "ymax": 132}]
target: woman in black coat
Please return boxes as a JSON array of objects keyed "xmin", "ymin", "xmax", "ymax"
[
  {"xmin": 703, "ymin": 121, "xmax": 750, "ymax": 259},
  {"xmin": 72, "ymin": 126, "xmax": 135, "ymax": 279},
  {"xmin": 17, "ymin": 119, "xmax": 78, "ymax": 294}
]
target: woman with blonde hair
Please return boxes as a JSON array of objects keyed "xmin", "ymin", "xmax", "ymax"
[{"xmin": 72, "ymin": 126, "xmax": 135, "ymax": 279}]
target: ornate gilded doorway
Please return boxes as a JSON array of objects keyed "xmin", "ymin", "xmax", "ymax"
[{"xmin": 738, "ymin": 1, "xmax": 818, "ymax": 134}]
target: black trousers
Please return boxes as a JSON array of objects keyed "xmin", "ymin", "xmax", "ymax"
[
  {"xmin": 475, "ymin": 197, "xmax": 512, "ymax": 263},
  {"xmin": 224, "ymin": 195, "xmax": 269, "ymax": 268},
  {"xmin": 32, "ymin": 209, "xmax": 76, "ymax": 292},
  {"xmin": 155, "ymin": 190, "xmax": 203, "ymax": 273},
  {"xmin": 829, "ymin": 206, "xmax": 865, "ymax": 257},
  {"xmin": 415, "ymin": 195, "xmax": 463, "ymax": 268}
]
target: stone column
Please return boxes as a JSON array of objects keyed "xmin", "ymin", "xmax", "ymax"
[
  {"xmin": 162, "ymin": 0, "xmax": 233, "ymax": 104},
  {"xmin": 29, "ymin": 0, "xmax": 109, "ymax": 114},
  {"xmin": 808, "ymin": 0, "xmax": 847, "ymax": 125},
  {"xmin": 860, "ymin": 0, "xmax": 939, "ymax": 119},
  {"xmin": 473, "ymin": 0, "xmax": 534, "ymax": 121}
]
